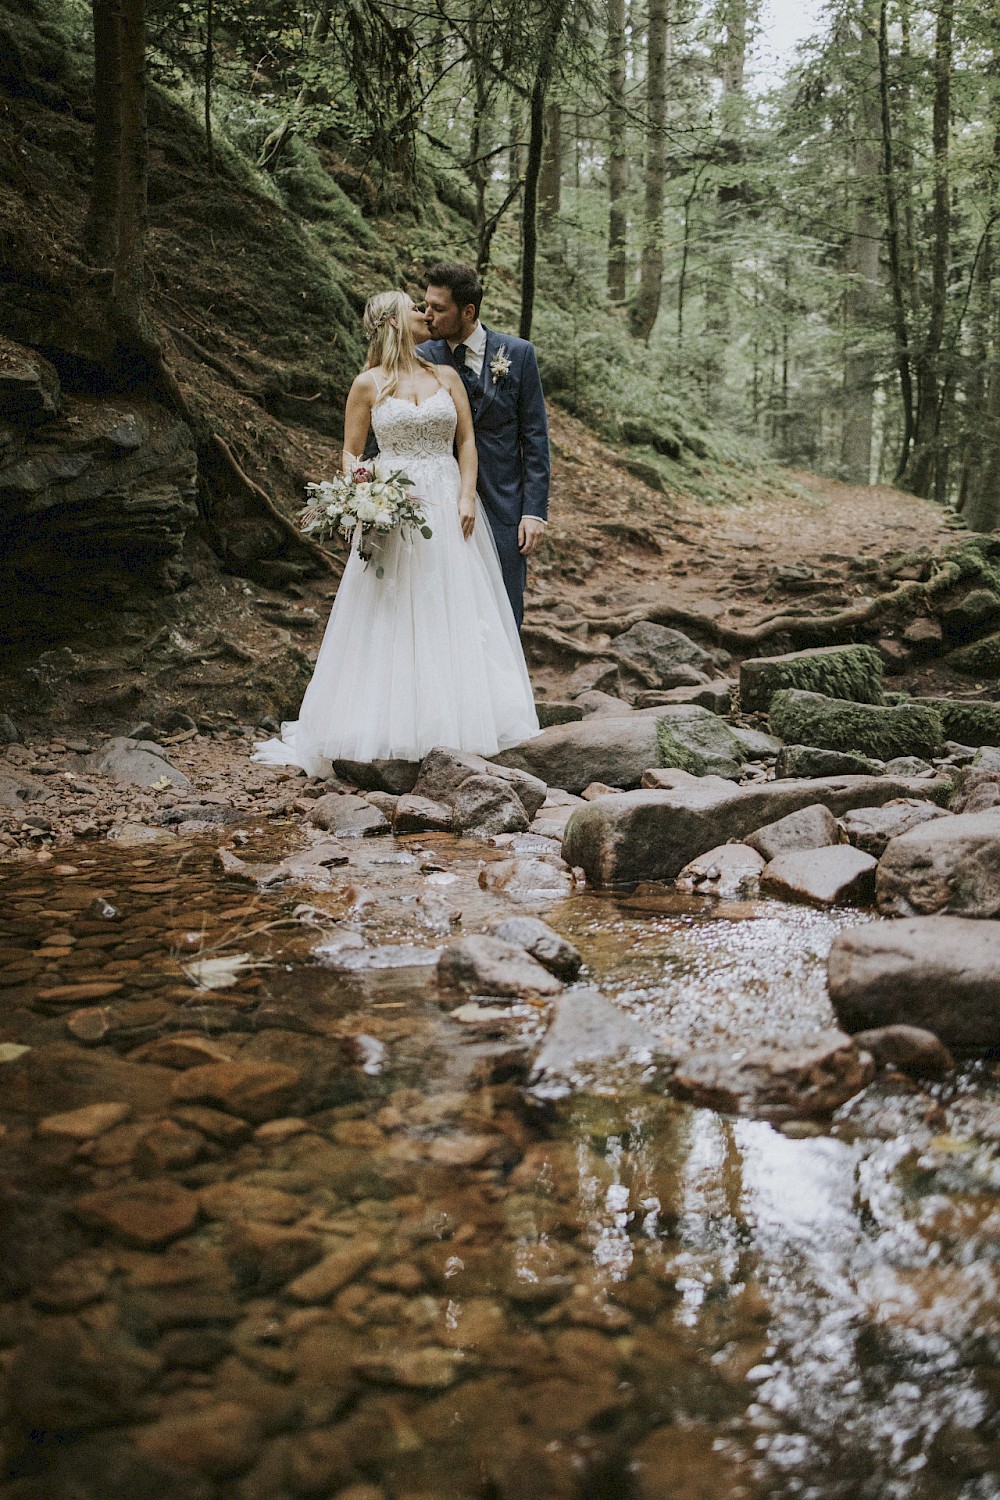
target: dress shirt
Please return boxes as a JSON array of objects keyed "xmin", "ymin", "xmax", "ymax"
[{"xmin": 448, "ymin": 320, "xmax": 487, "ymax": 379}]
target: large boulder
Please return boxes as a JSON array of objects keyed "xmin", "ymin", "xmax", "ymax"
[
  {"xmin": 530, "ymin": 987, "xmax": 669, "ymax": 1094},
  {"xmin": 450, "ymin": 775, "xmax": 530, "ymax": 838},
  {"xmin": 828, "ymin": 917, "xmax": 1000, "ymax": 1048},
  {"xmin": 611, "ymin": 621, "xmax": 713, "ymax": 687},
  {"xmin": 760, "ymin": 846, "xmax": 877, "ymax": 907},
  {"xmin": 412, "ymin": 746, "xmax": 546, "ymax": 820},
  {"xmin": 671, "ymin": 1030, "xmax": 874, "ymax": 1120},
  {"xmin": 562, "ymin": 773, "xmax": 949, "ymax": 887},
  {"xmin": 768, "ymin": 689, "xmax": 944, "ymax": 761},
  {"xmin": 876, "ymin": 809, "xmax": 1000, "ymax": 917},
  {"xmin": 916, "ymin": 698, "xmax": 1000, "ymax": 749},
  {"xmin": 331, "ymin": 759, "xmax": 419, "ymax": 794},
  {"xmin": 492, "ymin": 715, "xmax": 660, "ymax": 793},
  {"xmin": 739, "ymin": 643, "xmax": 884, "ymax": 714},
  {"xmin": 745, "ymin": 803, "xmax": 842, "ymax": 861}
]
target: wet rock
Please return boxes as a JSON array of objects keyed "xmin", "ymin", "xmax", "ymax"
[
  {"xmin": 6, "ymin": 1318, "xmax": 158, "ymax": 1441},
  {"xmin": 769, "ymin": 689, "xmax": 944, "ymax": 761},
  {"xmin": 876, "ymin": 809, "xmax": 1000, "ymax": 917},
  {"xmin": 611, "ymin": 621, "xmax": 714, "ymax": 685},
  {"xmin": 330, "ymin": 758, "xmax": 419, "ymax": 793},
  {"xmin": 632, "ymin": 1422, "xmax": 758, "ymax": 1500},
  {"xmin": 286, "ymin": 1237, "xmax": 381, "ymax": 1303},
  {"xmin": 74, "ymin": 1180, "xmax": 200, "ymax": 1247},
  {"xmin": 306, "ymin": 792, "xmax": 389, "ymax": 837},
  {"xmin": 130, "ymin": 1033, "xmax": 233, "ymax": 1069},
  {"xmin": 171, "ymin": 1060, "xmax": 303, "ymax": 1121},
  {"xmin": 746, "ymin": 803, "xmax": 843, "ymax": 861},
  {"xmin": 437, "ymin": 935, "xmax": 564, "ymax": 1004},
  {"xmin": 353, "ymin": 1346, "xmax": 466, "ymax": 1389},
  {"xmin": 199, "ymin": 1182, "xmax": 303, "ymax": 1224},
  {"xmin": 492, "ymin": 715, "xmax": 660, "ymax": 793},
  {"xmin": 740, "ymin": 642, "xmax": 884, "ymax": 714},
  {"xmin": 563, "ymin": 772, "xmax": 947, "ymax": 887},
  {"xmin": 852, "ymin": 1024, "xmax": 954, "ymax": 1079},
  {"xmin": 672, "ymin": 1029, "xmax": 875, "ymax": 1119},
  {"xmin": 828, "ymin": 916, "xmax": 1000, "ymax": 1048},
  {"xmin": 318, "ymin": 941, "xmax": 440, "ymax": 971},
  {"xmin": 38, "ymin": 1101, "xmax": 131, "ymax": 1140},
  {"xmin": 840, "ymin": 798, "xmax": 952, "ymax": 857},
  {"xmin": 486, "ymin": 915, "xmax": 583, "ymax": 980},
  {"xmin": 392, "ymin": 793, "xmax": 453, "ymax": 833},
  {"xmin": 82, "ymin": 737, "xmax": 190, "ymax": 789},
  {"xmin": 133, "ymin": 1120, "xmax": 205, "ymax": 1173},
  {"xmin": 217, "ymin": 840, "xmax": 349, "ymax": 888},
  {"xmin": 452, "ymin": 774, "xmax": 530, "ymax": 837},
  {"xmin": 412, "ymin": 745, "xmax": 547, "ymax": 819},
  {"xmin": 775, "ymin": 744, "xmax": 885, "ymax": 778},
  {"xmin": 675, "ymin": 843, "xmax": 765, "ymax": 896},
  {"xmin": 226, "ymin": 1220, "xmax": 323, "ymax": 1290},
  {"xmin": 531, "ymin": 988, "xmax": 668, "ymax": 1090},
  {"xmin": 107, "ymin": 822, "xmax": 177, "ymax": 846},
  {"xmin": 478, "ymin": 853, "xmax": 577, "ymax": 901},
  {"xmin": 761, "ymin": 846, "xmax": 877, "ymax": 906},
  {"xmin": 134, "ymin": 1401, "xmax": 263, "ymax": 1478},
  {"xmin": 173, "ymin": 1105, "xmax": 253, "ymax": 1145}
]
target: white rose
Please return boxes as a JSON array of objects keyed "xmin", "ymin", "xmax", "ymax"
[
  {"xmin": 374, "ymin": 509, "xmax": 394, "ymax": 528},
  {"xmin": 355, "ymin": 497, "xmax": 378, "ymax": 522}
]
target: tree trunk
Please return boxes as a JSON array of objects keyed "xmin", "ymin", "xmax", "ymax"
[
  {"xmin": 839, "ymin": 0, "xmax": 882, "ymax": 483},
  {"xmin": 877, "ymin": 0, "xmax": 916, "ymax": 478},
  {"xmin": 539, "ymin": 100, "xmax": 562, "ymax": 233},
  {"xmin": 703, "ymin": 0, "xmax": 749, "ymax": 402},
  {"xmin": 906, "ymin": 0, "xmax": 953, "ymax": 497},
  {"xmin": 519, "ymin": 0, "xmax": 567, "ymax": 340},
  {"xmin": 629, "ymin": 0, "xmax": 667, "ymax": 342},
  {"xmin": 83, "ymin": 0, "xmax": 123, "ymax": 266},
  {"xmin": 606, "ymin": 0, "xmax": 629, "ymax": 302}
]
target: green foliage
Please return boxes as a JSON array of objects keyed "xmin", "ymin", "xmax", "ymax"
[
  {"xmin": 740, "ymin": 644, "xmax": 886, "ymax": 714},
  {"xmin": 768, "ymin": 689, "xmax": 945, "ymax": 761}
]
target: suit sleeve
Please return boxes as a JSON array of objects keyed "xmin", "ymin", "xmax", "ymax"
[{"xmin": 517, "ymin": 343, "xmax": 550, "ymax": 522}]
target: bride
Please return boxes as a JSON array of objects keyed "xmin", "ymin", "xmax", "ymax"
[{"xmin": 254, "ymin": 290, "xmax": 539, "ymax": 774}]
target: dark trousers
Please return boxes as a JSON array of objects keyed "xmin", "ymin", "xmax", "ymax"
[{"xmin": 486, "ymin": 514, "xmax": 527, "ymax": 630}]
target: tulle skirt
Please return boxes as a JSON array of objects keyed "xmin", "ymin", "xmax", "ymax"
[{"xmin": 253, "ymin": 454, "xmax": 539, "ymax": 774}]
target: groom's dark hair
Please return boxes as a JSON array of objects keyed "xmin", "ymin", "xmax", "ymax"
[{"xmin": 426, "ymin": 262, "xmax": 483, "ymax": 317}]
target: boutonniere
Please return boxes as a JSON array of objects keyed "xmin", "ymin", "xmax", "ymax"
[{"xmin": 490, "ymin": 345, "xmax": 512, "ymax": 382}]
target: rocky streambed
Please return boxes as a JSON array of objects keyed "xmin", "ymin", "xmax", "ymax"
[{"xmin": 3, "ymin": 709, "xmax": 1000, "ymax": 1499}]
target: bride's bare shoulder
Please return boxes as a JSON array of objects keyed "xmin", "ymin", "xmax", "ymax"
[{"xmin": 349, "ymin": 369, "xmax": 381, "ymax": 401}]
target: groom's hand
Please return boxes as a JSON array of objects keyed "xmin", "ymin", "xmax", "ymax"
[{"xmin": 518, "ymin": 517, "xmax": 546, "ymax": 557}]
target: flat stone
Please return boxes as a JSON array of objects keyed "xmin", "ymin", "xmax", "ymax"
[
  {"xmin": 761, "ymin": 846, "xmax": 877, "ymax": 907},
  {"xmin": 486, "ymin": 915, "xmax": 582, "ymax": 980},
  {"xmin": 477, "ymin": 854, "xmax": 576, "ymax": 901},
  {"xmin": 108, "ymin": 823, "xmax": 177, "ymax": 847},
  {"xmin": 852, "ymin": 1024, "xmax": 954, "ymax": 1079},
  {"xmin": 675, "ymin": 843, "xmax": 765, "ymax": 896},
  {"xmin": 286, "ymin": 1238, "xmax": 381, "ymax": 1303},
  {"xmin": 729, "ymin": 724, "xmax": 783, "ymax": 758},
  {"xmin": 306, "ymin": 793, "xmax": 389, "ymax": 838},
  {"xmin": 353, "ymin": 1347, "xmax": 466, "ymax": 1389},
  {"xmin": 492, "ymin": 715, "xmax": 660, "ymax": 794},
  {"xmin": 876, "ymin": 808, "xmax": 1000, "ymax": 917},
  {"xmin": 634, "ymin": 680, "xmax": 734, "ymax": 714},
  {"xmin": 330, "ymin": 758, "xmax": 419, "ymax": 793},
  {"xmin": 531, "ymin": 987, "xmax": 668, "ymax": 1088},
  {"xmin": 171, "ymin": 1060, "xmax": 302, "ymax": 1121},
  {"xmin": 437, "ymin": 935, "xmax": 564, "ymax": 1005},
  {"xmin": 74, "ymin": 1180, "xmax": 200, "ymax": 1247},
  {"xmin": 129, "ymin": 1034, "xmax": 233, "ymax": 1069},
  {"xmin": 769, "ymin": 690, "xmax": 943, "ymax": 762},
  {"xmin": 199, "ymin": 1182, "xmax": 303, "ymax": 1224},
  {"xmin": 134, "ymin": 1401, "xmax": 262, "ymax": 1478},
  {"xmin": 672, "ymin": 1029, "xmax": 875, "ymax": 1119},
  {"xmin": 775, "ymin": 744, "xmax": 885, "ymax": 778},
  {"xmin": 828, "ymin": 916, "xmax": 1000, "ymax": 1049},
  {"xmin": 83, "ymin": 737, "xmax": 190, "ymax": 789},
  {"xmin": 38, "ymin": 1101, "xmax": 131, "ymax": 1140},
  {"xmin": 392, "ymin": 793, "xmax": 453, "ymax": 833},
  {"xmin": 746, "ymin": 803, "xmax": 843, "ymax": 861},
  {"xmin": 840, "ymin": 798, "xmax": 952, "ymax": 857},
  {"xmin": 35, "ymin": 981, "xmax": 124, "ymax": 1006},
  {"xmin": 562, "ymin": 773, "xmax": 947, "ymax": 887}
]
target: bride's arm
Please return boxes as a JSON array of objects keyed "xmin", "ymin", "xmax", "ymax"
[
  {"xmin": 342, "ymin": 373, "xmax": 376, "ymax": 474},
  {"xmin": 442, "ymin": 369, "xmax": 478, "ymax": 541}
]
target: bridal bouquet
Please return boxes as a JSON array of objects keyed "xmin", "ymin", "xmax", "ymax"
[{"xmin": 300, "ymin": 462, "xmax": 432, "ymax": 578}]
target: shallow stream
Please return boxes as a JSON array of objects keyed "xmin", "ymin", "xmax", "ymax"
[{"xmin": 1, "ymin": 823, "xmax": 999, "ymax": 1499}]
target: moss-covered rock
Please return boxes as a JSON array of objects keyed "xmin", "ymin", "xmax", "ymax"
[
  {"xmin": 768, "ymin": 690, "xmax": 944, "ymax": 761},
  {"xmin": 656, "ymin": 712, "xmax": 747, "ymax": 780},
  {"xmin": 739, "ymin": 644, "xmax": 884, "ymax": 714},
  {"xmin": 915, "ymin": 698, "xmax": 1000, "ymax": 748},
  {"xmin": 947, "ymin": 632, "xmax": 1000, "ymax": 678},
  {"xmin": 775, "ymin": 744, "xmax": 885, "ymax": 778}
]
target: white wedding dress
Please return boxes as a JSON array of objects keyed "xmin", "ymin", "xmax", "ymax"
[{"xmin": 253, "ymin": 385, "xmax": 539, "ymax": 773}]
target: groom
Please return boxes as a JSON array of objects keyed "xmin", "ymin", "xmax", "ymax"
[{"xmin": 418, "ymin": 262, "xmax": 549, "ymax": 630}]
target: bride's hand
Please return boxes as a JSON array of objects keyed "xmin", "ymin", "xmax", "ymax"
[{"xmin": 458, "ymin": 495, "xmax": 476, "ymax": 540}]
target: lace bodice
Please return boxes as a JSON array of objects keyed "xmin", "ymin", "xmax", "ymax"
[{"xmin": 372, "ymin": 387, "xmax": 457, "ymax": 463}]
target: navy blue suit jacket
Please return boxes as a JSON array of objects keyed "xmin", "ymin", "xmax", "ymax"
[{"xmin": 417, "ymin": 326, "xmax": 550, "ymax": 532}]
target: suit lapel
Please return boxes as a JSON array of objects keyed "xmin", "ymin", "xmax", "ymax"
[{"xmin": 474, "ymin": 325, "xmax": 500, "ymax": 424}]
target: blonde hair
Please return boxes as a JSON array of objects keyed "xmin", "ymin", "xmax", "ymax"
[{"xmin": 363, "ymin": 289, "xmax": 431, "ymax": 403}]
